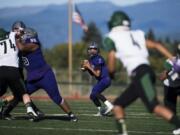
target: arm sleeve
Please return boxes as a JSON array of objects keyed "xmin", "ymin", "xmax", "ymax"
[
  {"xmin": 164, "ymin": 59, "xmax": 173, "ymax": 71},
  {"xmin": 94, "ymin": 56, "xmax": 105, "ymax": 70},
  {"xmin": 102, "ymin": 37, "xmax": 116, "ymax": 52}
]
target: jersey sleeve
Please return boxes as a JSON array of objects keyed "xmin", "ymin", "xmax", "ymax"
[
  {"xmin": 93, "ymin": 56, "xmax": 105, "ymax": 70},
  {"xmin": 164, "ymin": 59, "xmax": 173, "ymax": 71},
  {"xmin": 102, "ymin": 37, "xmax": 116, "ymax": 52}
]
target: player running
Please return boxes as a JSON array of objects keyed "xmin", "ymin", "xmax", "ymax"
[
  {"xmin": 103, "ymin": 11, "xmax": 180, "ymax": 135},
  {"xmin": 0, "ymin": 21, "xmax": 43, "ymax": 119}
]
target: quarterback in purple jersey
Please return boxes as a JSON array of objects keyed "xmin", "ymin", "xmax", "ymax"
[
  {"xmin": 81, "ymin": 42, "xmax": 113, "ymax": 116},
  {"xmin": 16, "ymin": 27, "xmax": 78, "ymax": 121}
]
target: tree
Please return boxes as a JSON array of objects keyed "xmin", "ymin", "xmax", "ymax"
[
  {"xmin": 146, "ymin": 28, "xmax": 156, "ymax": 40},
  {"xmin": 82, "ymin": 22, "xmax": 103, "ymax": 47}
]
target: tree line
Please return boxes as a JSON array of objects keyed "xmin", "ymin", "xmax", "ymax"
[{"xmin": 43, "ymin": 22, "xmax": 180, "ymax": 83}]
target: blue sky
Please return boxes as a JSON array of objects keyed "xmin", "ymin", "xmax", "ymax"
[{"xmin": 0, "ymin": 0, "xmax": 158, "ymax": 8}]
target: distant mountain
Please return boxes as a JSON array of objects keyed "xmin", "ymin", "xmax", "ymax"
[{"xmin": 0, "ymin": 0, "xmax": 179, "ymax": 48}]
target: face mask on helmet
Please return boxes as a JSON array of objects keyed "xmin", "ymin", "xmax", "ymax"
[
  {"xmin": 108, "ymin": 11, "xmax": 131, "ymax": 30},
  {"xmin": 87, "ymin": 42, "xmax": 99, "ymax": 57},
  {"xmin": 12, "ymin": 21, "xmax": 26, "ymax": 36}
]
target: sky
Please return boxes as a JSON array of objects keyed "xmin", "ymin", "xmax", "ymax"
[{"xmin": 0, "ymin": 0, "xmax": 158, "ymax": 8}]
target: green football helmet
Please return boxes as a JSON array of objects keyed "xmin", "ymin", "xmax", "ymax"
[
  {"xmin": 108, "ymin": 11, "xmax": 131, "ymax": 30},
  {"xmin": 0, "ymin": 28, "xmax": 8, "ymax": 40}
]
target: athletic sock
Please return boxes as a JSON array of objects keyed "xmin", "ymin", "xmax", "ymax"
[
  {"xmin": 169, "ymin": 115, "xmax": 180, "ymax": 128},
  {"xmin": 97, "ymin": 106, "xmax": 101, "ymax": 111},
  {"xmin": 116, "ymin": 119, "xmax": 128, "ymax": 134},
  {"xmin": 25, "ymin": 102, "xmax": 35, "ymax": 113},
  {"xmin": 104, "ymin": 100, "xmax": 113, "ymax": 108},
  {"xmin": 25, "ymin": 102, "xmax": 32, "ymax": 108}
]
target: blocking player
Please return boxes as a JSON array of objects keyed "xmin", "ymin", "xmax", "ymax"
[
  {"xmin": 16, "ymin": 27, "xmax": 78, "ymax": 121},
  {"xmin": 103, "ymin": 11, "xmax": 180, "ymax": 135},
  {"xmin": 0, "ymin": 27, "xmax": 38, "ymax": 120},
  {"xmin": 0, "ymin": 21, "xmax": 43, "ymax": 118},
  {"xmin": 81, "ymin": 42, "xmax": 113, "ymax": 116}
]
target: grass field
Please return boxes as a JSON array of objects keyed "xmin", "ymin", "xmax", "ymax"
[{"xmin": 0, "ymin": 99, "xmax": 179, "ymax": 135}]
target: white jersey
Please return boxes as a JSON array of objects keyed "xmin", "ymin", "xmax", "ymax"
[
  {"xmin": 0, "ymin": 32, "xmax": 19, "ymax": 68},
  {"xmin": 107, "ymin": 26, "xmax": 149, "ymax": 75}
]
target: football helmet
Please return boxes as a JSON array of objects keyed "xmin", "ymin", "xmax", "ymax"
[
  {"xmin": 0, "ymin": 28, "xmax": 8, "ymax": 40},
  {"xmin": 108, "ymin": 11, "xmax": 131, "ymax": 30},
  {"xmin": 87, "ymin": 42, "xmax": 99, "ymax": 57},
  {"xmin": 21, "ymin": 27, "xmax": 38, "ymax": 42},
  {"xmin": 12, "ymin": 21, "xmax": 26, "ymax": 31}
]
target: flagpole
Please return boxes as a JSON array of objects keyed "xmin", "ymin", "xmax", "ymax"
[{"xmin": 68, "ymin": 0, "xmax": 73, "ymax": 92}]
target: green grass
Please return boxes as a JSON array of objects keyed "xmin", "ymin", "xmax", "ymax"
[{"xmin": 0, "ymin": 99, "xmax": 179, "ymax": 135}]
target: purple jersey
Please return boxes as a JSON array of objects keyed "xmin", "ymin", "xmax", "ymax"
[
  {"xmin": 22, "ymin": 35, "xmax": 50, "ymax": 81},
  {"xmin": 89, "ymin": 54, "xmax": 109, "ymax": 80}
]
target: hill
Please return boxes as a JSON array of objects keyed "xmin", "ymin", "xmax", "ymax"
[{"xmin": 0, "ymin": 0, "xmax": 179, "ymax": 48}]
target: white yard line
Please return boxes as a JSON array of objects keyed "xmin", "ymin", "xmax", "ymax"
[
  {"xmin": 12, "ymin": 112, "xmax": 159, "ymax": 119},
  {"xmin": 0, "ymin": 126, "xmax": 171, "ymax": 134}
]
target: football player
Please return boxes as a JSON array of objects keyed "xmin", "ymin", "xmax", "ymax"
[
  {"xmin": 0, "ymin": 21, "xmax": 43, "ymax": 119},
  {"xmin": 160, "ymin": 44, "xmax": 180, "ymax": 114},
  {"xmin": 16, "ymin": 27, "xmax": 78, "ymax": 122},
  {"xmin": 103, "ymin": 11, "xmax": 180, "ymax": 135},
  {"xmin": 81, "ymin": 42, "xmax": 113, "ymax": 116},
  {"xmin": 0, "ymin": 27, "xmax": 38, "ymax": 120}
]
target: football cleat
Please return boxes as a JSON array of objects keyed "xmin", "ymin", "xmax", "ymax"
[
  {"xmin": 36, "ymin": 110, "xmax": 45, "ymax": 118},
  {"xmin": 1, "ymin": 114, "xmax": 15, "ymax": 120},
  {"xmin": 69, "ymin": 114, "xmax": 78, "ymax": 122},
  {"xmin": 173, "ymin": 128, "xmax": 180, "ymax": 135},
  {"xmin": 27, "ymin": 107, "xmax": 39, "ymax": 122},
  {"xmin": 102, "ymin": 105, "xmax": 113, "ymax": 115},
  {"xmin": 93, "ymin": 111, "xmax": 102, "ymax": 117}
]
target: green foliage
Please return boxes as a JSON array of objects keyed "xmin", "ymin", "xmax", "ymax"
[
  {"xmin": 82, "ymin": 22, "xmax": 103, "ymax": 47},
  {"xmin": 149, "ymin": 56, "xmax": 166, "ymax": 72},
  {"xmin": 43, "ymin": 26, "xmax": 179, "ymax": 83},
  {"xmin": 44, "ymin": 42, "xmax": 88, "ymax": 70},
  {"xmin": 43, "ymin": 43, "xmax": 68, "ymax": 69},
  {"xmin": 146, "ymin": 28, "xmax": 155, "ymax": 40}
]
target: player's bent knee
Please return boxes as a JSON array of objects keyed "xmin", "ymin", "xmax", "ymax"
[{"xmin": 90, "ymin": 93, "xmax": 96, "ymax": 100}]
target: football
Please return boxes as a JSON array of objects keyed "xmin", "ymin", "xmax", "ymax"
[{"xmin": 80, "ymin": 60, "xmax": 89, "ymax": 71}]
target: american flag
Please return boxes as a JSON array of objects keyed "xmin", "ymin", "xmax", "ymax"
[{"xmin": 72, "ymin": 4, "xmax": 88, "ymax": 32}]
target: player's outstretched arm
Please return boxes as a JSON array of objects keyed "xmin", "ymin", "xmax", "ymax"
[{"xmin": 146, "ymin": 39, "xmax": 174, "ymax": 60}]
